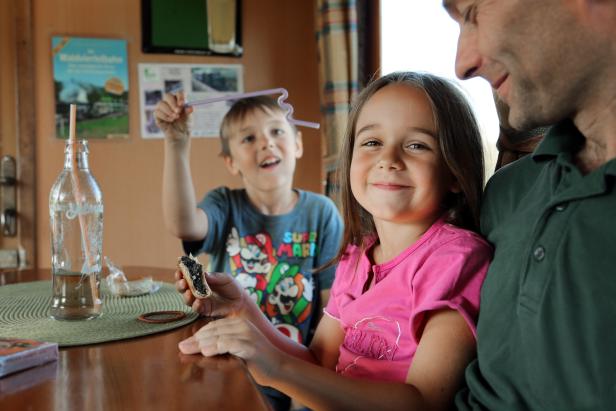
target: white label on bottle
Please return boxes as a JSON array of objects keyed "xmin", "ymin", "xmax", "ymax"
[{"xmin": 58, "ymin": 204, "xmax": 104, "ymax": 220}]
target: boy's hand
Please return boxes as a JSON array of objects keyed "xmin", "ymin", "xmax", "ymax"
[
  {"xmin": 174, "ymin": 270, "xmax": 245, "ymax": 317},
  {"xmin": 154, "ymin": 92, "xmax": 193, "ymax": 143},
  {"xmin": 178, "ymin": 317, "xmax": 283, "ymax": 386}
]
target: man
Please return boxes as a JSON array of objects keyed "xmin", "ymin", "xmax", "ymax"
[
  {"xmin": 443, "ymin": 0, "xmax": 616, "ymax": 409},
  {"xmin": 492, "ymin": 92, "xmax": 548, "ymax": 171}
]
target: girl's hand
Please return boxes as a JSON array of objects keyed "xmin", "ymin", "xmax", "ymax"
[
  {"xmin": 154, "ymin": 92, "xmax": 193, "ymax": 143},
  {"xmin": 174, "ymin": 270, "xmax": 246, "ymax": 317},
  {"xmin": 178, "ymin": 317, "xmax": 283, "ymax": 386}
]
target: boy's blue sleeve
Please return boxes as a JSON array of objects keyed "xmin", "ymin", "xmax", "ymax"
[
  {"xmin": 316, "ymin": 197, "xmax": 343, "ymax": 290},
  {"xmin": 182, "ymin": 187, "xmax": 231, "ymax": 256}
]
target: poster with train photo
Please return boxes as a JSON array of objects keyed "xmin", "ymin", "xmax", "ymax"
[{"xmin": 52, "ymin": 36, "xmax": 129, "ymax": 139}]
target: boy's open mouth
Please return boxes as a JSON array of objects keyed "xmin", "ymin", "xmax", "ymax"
[{"xmin": 259, "ymin": 157, "xmax": 281, "ymax": 169}]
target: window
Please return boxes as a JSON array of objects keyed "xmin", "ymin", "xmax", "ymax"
[{"xmin": 381, "ymin": 1, "xmax": 498, "ymax": 174}]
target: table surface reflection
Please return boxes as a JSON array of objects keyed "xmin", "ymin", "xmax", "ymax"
[{"xmin": 0, "ymin": 267, "xmax": 271, "ymax": 411}]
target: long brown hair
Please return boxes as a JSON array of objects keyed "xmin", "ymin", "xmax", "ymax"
[{"xmin": 333, "ymin": 71, "xmax": 484, "ymax": 264}]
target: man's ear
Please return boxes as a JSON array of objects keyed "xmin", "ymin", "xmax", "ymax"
[
  {"xmin": 295, "ymin": 131, "xmax": 304, "ymax": 159},
  {"xmin": 223, "ymin": 155, "xmax": 240, "ymax": 176}
]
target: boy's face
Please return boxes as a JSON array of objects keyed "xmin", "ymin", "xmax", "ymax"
[{"xmin": 223, "ymin": 108, "xmax": 303, "ymax": 193}]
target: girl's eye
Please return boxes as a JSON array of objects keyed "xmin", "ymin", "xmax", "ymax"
[
  {"xmin": 407, "ymin": 142, "xmax": 428, "ymax": 151},
  {"xmin": 360, "ymin": 139, "xmax": 380, "ymax": 147}
]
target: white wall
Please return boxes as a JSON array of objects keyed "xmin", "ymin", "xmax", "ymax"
[{"xmin": 381, "ymin": 0, "xmax": 498, "ymax": 175}]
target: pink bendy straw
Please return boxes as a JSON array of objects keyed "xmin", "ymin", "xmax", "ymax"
[{"xmin": 185, "ymin": 88, "xmax": 320, "ymax": 129}]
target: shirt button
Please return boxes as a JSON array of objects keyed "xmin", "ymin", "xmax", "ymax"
[
  {"xmin": 533, "ymin": 246, "xmax": 546, "ymax": 261},
  {"xmin": 555, "ymin": 204, "xmax": 567, "ymax": 212}
]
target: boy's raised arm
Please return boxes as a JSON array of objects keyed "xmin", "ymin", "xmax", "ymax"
[{"xmin": 156, "ymin": 93, "xmax": 209, "ymax": 241}]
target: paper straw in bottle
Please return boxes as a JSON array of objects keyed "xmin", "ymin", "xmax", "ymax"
[{"xmin": 67, "ymin": 104, "xmax": 99, "ymax": 299}]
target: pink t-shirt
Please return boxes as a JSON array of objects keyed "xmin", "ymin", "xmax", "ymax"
[{"xmin": 324, "ymin": 218, "xmax": 492, "ymax": 382}]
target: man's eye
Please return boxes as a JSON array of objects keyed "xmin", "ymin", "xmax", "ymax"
[{"xmin": 462, "ymin": 5, "xmax": 476, "ymax": 23}]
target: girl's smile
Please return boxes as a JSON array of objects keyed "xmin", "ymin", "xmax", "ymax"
[{"xmin": 370, "ymin": 182, "xmax": 412, "ymax": 191}]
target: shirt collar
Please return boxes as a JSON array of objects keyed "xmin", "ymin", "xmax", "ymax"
[
  {"xmin": 531, "ymin": 120, "xmax": 584, "ymax": 161},
  {"xmin": 531, "ymin": 119, "xmax": 616, "ymax": 177}
]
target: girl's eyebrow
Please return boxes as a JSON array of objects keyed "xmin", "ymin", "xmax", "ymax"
[
  {"xmin": 412, "ymin": 127, "xmax": 438, "ymax": 139},
  {"xmin": 356, "ymin": 124, "xmax": 379, "ymax": 136},
  {"xmin": 356, "ymin": 124, "xmax": 437, "ymax": 138}
]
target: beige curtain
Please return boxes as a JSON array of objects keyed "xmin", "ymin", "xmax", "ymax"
[{"xmin": 315, "ymin": 0, "xmax": 359, "ymax": 169}]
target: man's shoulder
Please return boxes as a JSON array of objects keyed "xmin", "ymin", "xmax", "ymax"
[
  {"xmin": 484, "ymin": 155, "xmax": 547, "ymax": 201},
  {"xmin": 481, "ymin": 155, "xmax": 553, "ymax": 235}
]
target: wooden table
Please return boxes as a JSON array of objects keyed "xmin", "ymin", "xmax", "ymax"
[{"xmin": 0, "ymin": 267, "xmax": 272, "ymax": 411}]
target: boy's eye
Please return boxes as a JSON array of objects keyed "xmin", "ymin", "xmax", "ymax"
[
  {"xmin": 241, "ymin": 135, "xmax": 255, "ymax": 144},
  {"xmin": 271, "ymin": 128, "xmax": 285, "ymax": 136}
]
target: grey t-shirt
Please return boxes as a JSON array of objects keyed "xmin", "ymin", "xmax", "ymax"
[{"xmin": 184, "ymin": 187, "xmax": 343, "ymax": 345}]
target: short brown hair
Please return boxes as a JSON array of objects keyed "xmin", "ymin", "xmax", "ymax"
[
  {"xmin": 334, "ymin": 71, "xmax": 485, "ymax": 263},
  {"xmin": 219, "ymin": 95, "xmax": 296, "ymax": 156}
]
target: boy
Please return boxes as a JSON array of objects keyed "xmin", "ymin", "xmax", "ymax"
[{"xmin": 154, "ymin": 93, "xmax": 343, "ymax": 411}]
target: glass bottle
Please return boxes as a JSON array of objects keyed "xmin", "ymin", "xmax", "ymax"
[{"xmin": 49, "ymin": 139, "xmax": 103, "ymax": 320}]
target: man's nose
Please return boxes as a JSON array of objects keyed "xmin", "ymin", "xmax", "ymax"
[{"xmin": 454, "ymin": 29, "xmax": 481, "ymax": 80}]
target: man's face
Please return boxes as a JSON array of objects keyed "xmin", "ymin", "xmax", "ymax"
[{"xmin": 444, "ymin": 0, "xmax": 593, "ymax": 130}]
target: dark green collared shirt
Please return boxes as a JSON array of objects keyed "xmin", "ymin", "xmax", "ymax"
[{"xmin": 456, "ymin": 120, "xmax": 616, "ymax": 411}]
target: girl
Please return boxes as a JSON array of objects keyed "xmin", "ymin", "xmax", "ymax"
[{"xmin": 177, "ymin": 72, "xmax": 492, "ymax": 411}]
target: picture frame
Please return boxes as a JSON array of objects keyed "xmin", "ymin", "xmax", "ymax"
[{"xmin": 141, "ymin": 0, "xmax": 243, "ymax": 57}]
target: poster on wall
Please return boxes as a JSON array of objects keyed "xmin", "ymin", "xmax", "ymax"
[
  {"xmin": 52, "ymin": 36, "xmax": 129, "ymax": 139},
  {"xmin": 138, "ymin": 63, "xmax": 243, "ymax": 138}
]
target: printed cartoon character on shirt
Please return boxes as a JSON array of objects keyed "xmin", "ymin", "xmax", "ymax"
[
  {"xmin": 227, "ymin": 227, "xmax": 276, "ymax": 305},
  {"xmin": 265, "ymin": 262, "xmax": 313, "ymax": 344},
  {"xmin": 226, "ymin": 227, "xmax": 313, "ymax": 343}
]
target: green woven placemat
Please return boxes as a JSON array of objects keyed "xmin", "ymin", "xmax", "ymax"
[{"xmin": 0, "ymin": 281, "xmax": 198, "ymax": 347}]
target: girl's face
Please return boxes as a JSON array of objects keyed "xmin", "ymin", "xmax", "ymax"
[{"xmin": 350, "ymin": 83, "xmax": 457, "ymax": 228}]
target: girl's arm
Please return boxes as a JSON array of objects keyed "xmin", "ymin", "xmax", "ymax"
[
  {"xmin": 183, "ymin": 307, "xmax": 474, "ymax": 411},
  {"xmin": 180, "ymin": 283, "xmax": 343, "ymax": 365},
  {"xmin": 157, "ymin": 93, "xmax": 209, "ymax": 240},
  {"xmin": 272, "ymin": 309, "xmax": 474, "ymax": 411}
]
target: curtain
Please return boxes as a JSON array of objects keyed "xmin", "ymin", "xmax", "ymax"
[{"xmin": 315, "ymin": 0, "xmax": 360, "ymax": 165}]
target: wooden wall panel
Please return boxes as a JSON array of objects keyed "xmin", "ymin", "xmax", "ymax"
[{"xmin": 33, "ymin": 0, "xmax": 322, "ymax": 270}]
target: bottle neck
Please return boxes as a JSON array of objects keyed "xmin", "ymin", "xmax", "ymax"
[{"xmin": 64, "ymin": 140, "xmax": 90, "ymax": 170}]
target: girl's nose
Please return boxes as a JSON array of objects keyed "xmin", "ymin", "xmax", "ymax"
[{"xmin": 377, "ymin": 147, "xmax": 402, "ymax": 170}]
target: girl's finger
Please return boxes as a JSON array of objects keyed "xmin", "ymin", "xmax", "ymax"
[
  {"xmin": 196, "ymin": 317, "xmax": 243, "ymax": 337},
  {"xmin": 178, "ymin": 336, "xmax": 200, "ymax": 354}
]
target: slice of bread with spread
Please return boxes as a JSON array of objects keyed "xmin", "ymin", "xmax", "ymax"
[{"xmin": 178, "ymin": 254, "xmax": 211, "ymax": 299}]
